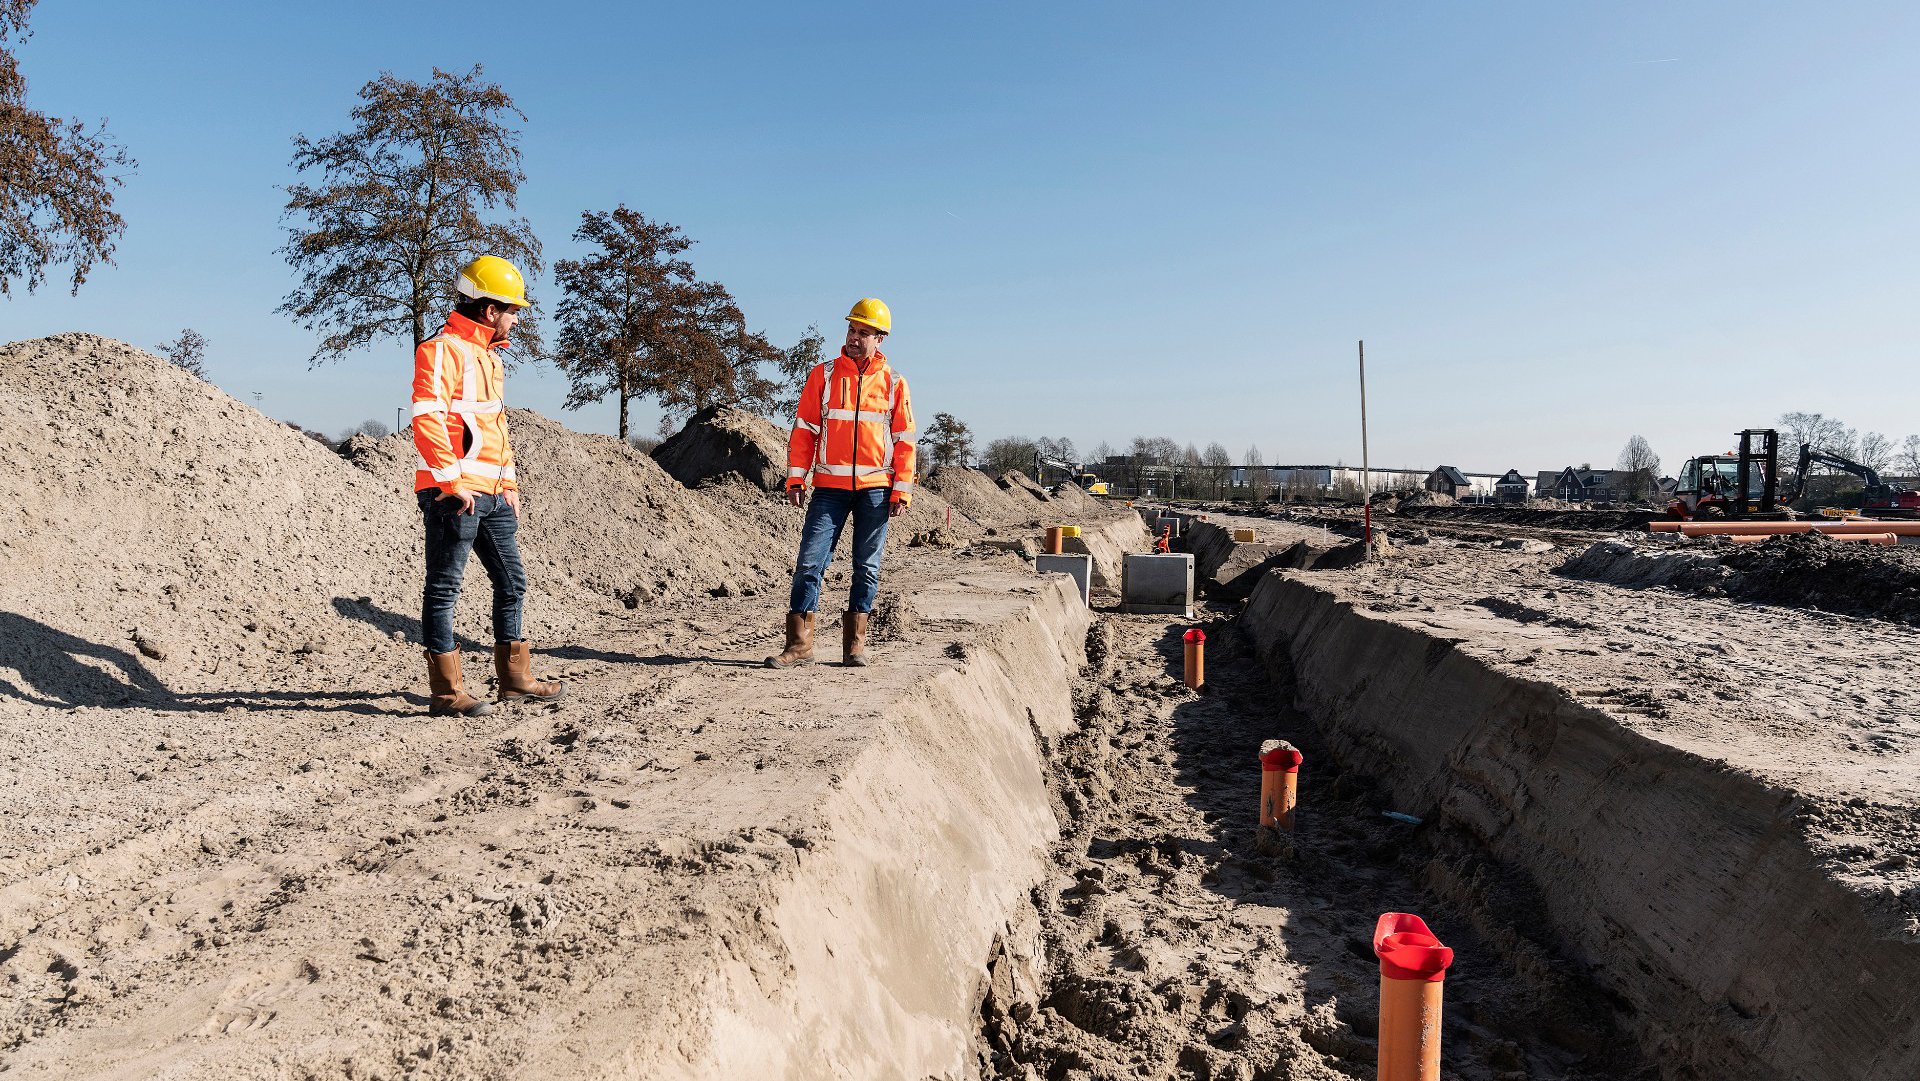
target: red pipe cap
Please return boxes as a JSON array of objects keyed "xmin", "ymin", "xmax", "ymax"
[
  {"xmin": 1259, "ymin": 741, "xmax": 1303, "ymax": 773},
  {"xmin": 1184, "ymin": 628, "xmax": 1206, "ymax": 643},
  {"xmin": 1373, "ymin": 912, "xmax": 1453, "ymax": 982}
]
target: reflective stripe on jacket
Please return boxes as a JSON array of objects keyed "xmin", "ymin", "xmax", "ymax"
[
  {"xmin": 785, "ymin": 352, "xmax": 916, "ymax": 505},
  {"xmin": 411, "ymin": 312, "xmax": 517, "ymax": 495}
]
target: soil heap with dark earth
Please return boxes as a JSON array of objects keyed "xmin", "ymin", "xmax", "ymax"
[{"xmin": 649, "ymin": 403, "xmax": 791, "ymax": 492}]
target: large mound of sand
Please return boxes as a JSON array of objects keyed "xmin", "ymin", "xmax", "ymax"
[
  {"xmin": 0, "ymin": 334, "xmax": 792, "ymax": 704},
  {"xmin": 925, "ymin": 466, "xmax": 1040, "ymax": 528},
  {"xmin": 344, "ymin": 410, "xmax": 786, "ymax": 608},
  {"xmin": 0, "ymin": 334, "xmax": 426, "ymax": 696},
  {"xmin": 650, "ymin": 404, "xmax": 790, "ymax": 492}
]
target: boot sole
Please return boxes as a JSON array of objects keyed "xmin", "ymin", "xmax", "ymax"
[
  {"xmin": 765, "ymin": 656, "xmax": 815, "ymax": 669},
  {"xmin": 429, "ymin": 704, "xmax": 494, "ymax": 717}
]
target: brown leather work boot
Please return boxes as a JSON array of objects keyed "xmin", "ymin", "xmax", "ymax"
[
  {"xmin": 426, "ymin": 649, "xmax": 493, "ymax": 717},
  {"xmin": 495, "ymin": 640, "xmax": 566, "ymax": 703},
  {"xmin": 766, "ymin": 612, "xmax": 815, "ymax": 668},
  {"xmin": 843, "ymin": 611, "xmax": 870, "ymax": 667}
]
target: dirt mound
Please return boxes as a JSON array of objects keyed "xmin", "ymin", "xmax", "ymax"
[
  {"xmin": 1397, "ymin": 504, "xmax": 1656, "ymax": 531},
  {"xmin": 0, "ymin": 334, "xmax": 427, "ymax": 696},
  {"xmin": 1394, "ymin": 489, "xmax": 1455, "ymax": 509},
  {"xmin": 1561, "ymin": 533, "xmax": 1920, "ymax": 624},
  {"xmin": 996, "ymin": 470, "xmax": 1052, "ymax": 503},
  {"xmin": 651, "ymin": 404, "xmax": 790, "ymax": 492},
  {"xmin": 344, "ymin": 411, "xmax": 780, "ymax": 609},
  {"xmin": 1717, "ymin": 533, "xmax": 1920, "ymax": 622},
  {"xmin": 926, "ymin": 465, "xmax": 1040, "ymax": 528}
]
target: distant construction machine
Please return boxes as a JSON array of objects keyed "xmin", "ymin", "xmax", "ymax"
[
  {"xmin": 1033, "ymin": 453, "xmax": 1111, "ymax": 496},
  {"xmin": 1666, "ymin": 428, "xmax": 1920, "ymax": 519}
]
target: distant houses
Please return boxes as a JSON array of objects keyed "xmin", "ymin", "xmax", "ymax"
[
  {"xmin": 1494, "ymin": 469, "xmax": 1530, "ymax": 503},
  {"xmin": 1423, "ymin": 466, "xmax": 1474, "ymax": 498},
  {"xmin": 1535, "ymin": 467, "xmax": 1623, "ymax": 502}
]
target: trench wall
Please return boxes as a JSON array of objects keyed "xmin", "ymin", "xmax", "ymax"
[
  {"xmin": 661, "ymin": 577, "xmax": 1092, "ymax": 1080},
  {"xmin": 1240, "ymin": 571, "xmax": 1920, "ymax": 1081}
]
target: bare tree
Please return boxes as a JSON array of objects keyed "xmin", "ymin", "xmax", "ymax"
[
  {"xmin": 922, "ymin": 412, "xmax": 973, "ymax": 468},
  {"xmin": 1615, "ymin": 435, "xmax": 1661, "ymax": 502},
  {"xmin": 1896, "ymin": 435, "xmax": 1920, "ymax": 477},
  {"xmin": 982, "ymin": 436, "xmax": 1039, "ymax": 477},
  {"xmin": 157, "ymin": 328, "xmax": 208, "ymax": 380},
  {"xmin": 1035, "ymin": 436, "xmax": 1078, "ymax": 464},
  {"xmin": 1777, "ymin": 412, "xmax": 1855, "ymax": 456},
  {"xmin": 1857, "ymin": 431, "xmax": 1894, "ymax": 473},
  {"xmin": 279, "ymin": 65, "xmax": 542, "ymax": 365},
  {"xmin": 1202, "ymin": 442, "xmax": 1231, "ymax": 498},
  {"xmin": 1090, "ymin": 440, "xmax": 1114, "ymax": 463},
  {"xmin": 1, "ymin": 0, "xmax": 135, "ymax": 296},
  {"xmin": 336, "ymin": 418, "xmax": 391, "ymax": 443}
]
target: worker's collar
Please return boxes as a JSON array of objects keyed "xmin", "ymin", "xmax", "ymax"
[
  {"xmin": 445, "ymin": 310, "xmax": 510, "ymax": 350},
  {"xmin": 834, "ymin": 350, "xmax": 886, "ymax": 372}
]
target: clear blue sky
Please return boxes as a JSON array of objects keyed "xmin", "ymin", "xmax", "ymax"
[{"xmin": 9, "ymin": 2, "xmax": 1920, "ymax": 474}]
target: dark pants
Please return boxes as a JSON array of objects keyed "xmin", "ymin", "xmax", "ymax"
[
  {"xmin": 789, "ymin": 487, "xmax": 891, "ymax": 614},
  {"xmin": 419, "ymin": 490, "xmax": 525, "ymax": 655}
]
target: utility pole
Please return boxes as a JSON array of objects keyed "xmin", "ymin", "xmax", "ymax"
[{"xmin": 1358, "ymin": 340, "xmax": 1372, "ymax": 548}]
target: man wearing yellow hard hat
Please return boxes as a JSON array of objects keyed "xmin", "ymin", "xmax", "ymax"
[
  {"xmin": 767, "ymin": 298, "xmax": 917, "ymax": 668},
  {"xmin": 409, "ymin": 255, "xmax": 566, "ymax": 716}
]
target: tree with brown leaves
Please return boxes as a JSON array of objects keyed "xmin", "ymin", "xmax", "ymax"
[
  {"xmin": 0, "ymin": 0, "xmax": 134, "ymax": 297},
  {"xmin": 157, "ymin": 327, "xmax": 208, "ymax": 379},
  {"xmin": 553, "ymin": 206, "xmax": 778, "ymax": 439},
  {"xmin": 279, "ymin": 65, "xmax": 542, "ymax": 365}
]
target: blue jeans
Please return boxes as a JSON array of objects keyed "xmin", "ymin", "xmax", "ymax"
[
  {"xmin": 419, "ymin": 490, "xmax": 526, "ymax": 654},
  {"xmin": 789, "ymin": 487, "xmax": 891, "ymax": 614}
]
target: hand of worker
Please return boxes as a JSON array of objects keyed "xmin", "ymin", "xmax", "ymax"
[
  {"xmin": 503, "ymin": 489, "xmax": 521, "ymax": 516},
  {"xmin": 436, "ymin": 487, "xmax": 476, "ymax": 515},
  {"xmin": 889, "ymin": 500, "xmax": 906, "ymax": 519},
  {"xmin": 787, "ymin": 486, "xmax": 804, "ymax": 508}
]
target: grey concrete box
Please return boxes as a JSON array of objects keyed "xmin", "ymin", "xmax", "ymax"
[
  {"xmin": 1121, "ymin": 553, "xmax": 1194, "ymax": 615},
  {"xmin": 1034, "ymin": 553, "xmax": 1092, "ymax": 606}
]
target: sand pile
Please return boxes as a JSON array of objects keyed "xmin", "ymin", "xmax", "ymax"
[
  {"xmin": 1394, "ymin": 488, "xmax": 1455, "ymax": 509},
  {"xmin": 650, "ymin": 404, "xmax": 790, "ymax": 492},
  {"xmin": 344, "ymin": 410, "xmax": 783, "ymax": 609},
  {"xmin": 926, "ymin": 465, "xmax": 1042, "ymax": 528},
  {"xmin": 0, "ymin": 334, "xmax": 429, "ymax": 697}
]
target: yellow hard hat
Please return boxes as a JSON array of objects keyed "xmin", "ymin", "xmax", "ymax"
[
  {"xmin": 847, "ymin": 297, "xmax": 891, "ymax": 333},
  {"xmin": 457, "ymin": 255, "xmax": 531, "ymax": 308}
]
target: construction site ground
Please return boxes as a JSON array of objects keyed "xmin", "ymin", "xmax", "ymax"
[{"xmin": 3, "ymin": 335, "xmax": 1916, "ymax": 1080}]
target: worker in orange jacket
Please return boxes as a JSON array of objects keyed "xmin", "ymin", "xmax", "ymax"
[
  {"xmin": 411, "ymin": 255, "xmax": 565, "ymax": 716},
  {"xmin": 766, "ymin": 298, "xmax": 915, "ymax": 668}
]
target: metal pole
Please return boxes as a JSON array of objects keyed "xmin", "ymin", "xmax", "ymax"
[{"xmin": 1359, "ymin": 340, "xmax": 1372, "ymax": 547}]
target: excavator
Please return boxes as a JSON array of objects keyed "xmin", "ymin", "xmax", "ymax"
[
  {"xmin": 1034, "ymin": 454, "xmax": 1111, "ymax": 496},
  {"xmin": 1667, "ymin": 429, "xmax": 1920, "ymax": 518},
  {"xmin": 1786, "ymin": 445, "xmax": 1920, "ymax": 516}
]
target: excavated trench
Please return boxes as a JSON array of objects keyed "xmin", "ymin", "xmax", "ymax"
[
  {"xmin": 967, "ymin": 514, "xmax": 1919, "ymax": 1081},
  {"xmin": 969, "ymin": 604, "xmax": 1652, "ymax": 1081}
]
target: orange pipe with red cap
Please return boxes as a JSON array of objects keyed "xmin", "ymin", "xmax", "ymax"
[
  {"xmin": 1183, "ymin": 628, "xmax": 1205, "ymax": 689},
  {"xmin": 1259, "ymin": 740, "xmax": 1302, "ymax": 831},
  {"xmin": 1374, "ymin": 913, "xmax": 1453, "ymax": 1081}
]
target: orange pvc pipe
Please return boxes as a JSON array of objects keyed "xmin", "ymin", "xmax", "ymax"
[
  {"xmin": 1259, "ymin": 740, "xmax": 1303, "ymax": 830},
  {"xmin": 1374, "ymin": 913, "xmax": 1453, "ymax": 1081},
  {"xmin": 1043, "ymin": 526, "xmax": 1064, "ymax": 554},
  {"xmin": 1722, "ymin": 531, "xmax": 1895, "ymax": 545},
  {"xmin": 1183, "ymin": 628, "xmax": 1205, "ymax": 689}
]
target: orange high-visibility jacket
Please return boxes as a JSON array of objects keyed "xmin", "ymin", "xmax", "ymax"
[
  {"xmin": 786, "ymin": 352, "xmax": 916, "ymax": 505},
  {"xmin": 411, "ymin": 312, "xmax": 518, "ymax": 495}
]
